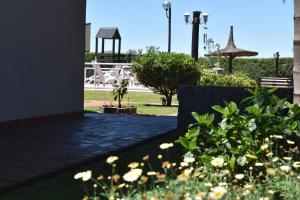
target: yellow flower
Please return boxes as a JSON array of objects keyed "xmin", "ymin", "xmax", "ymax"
[
  {"xmin": 178, "ymin": 171, "xmax": 190, "ymax": 181},
  {"xmin": 106, "ymin": 156, "xmax": 118, "ymax": 165},
  {"xmin": 235, "ymin": 174, "xmax": 245, "ymax": 180},
  {"xmin": 280, "ymin": 165, "xmax": 291, "ymax": 173},
  {"xmin": 143, "ymin": 155, "xmax": 149, "ymax": 161},
  {"xmin": 128, "ymin": 162, "xmax": 139, "ymax": 169},
  {"xmin": 266, "ymin": 168, "xmax": 276, "ymax": 176},
  {"xmin": 195, "ymin": 192, "xmax": 206, "ymax": 200},
  {"xmin": 218, "ymin": 182, "xmax": 228, "ymax": 186},
  {"xmin": 209, "ymin": 186, "xmax": 227, "ymax": 200},
  {"xmin": 211, "ymin": 157, "xmax": 225, "ymax": 168},
  {"xmin": 244, "ymin": 184, "xmax": 254, "ymax": 191},
  {"xmin": 162, "ymin": 161, "xmax": 172, "ymax": 169},
  {"xmin": 123, "ymin": 168, "xmax": 143, "ymax": 182},
  {"xmin": 159, "ymin": 143, "xmax": 174, "ymax": 150}
]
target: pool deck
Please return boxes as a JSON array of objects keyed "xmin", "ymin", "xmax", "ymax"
[{"xmin": 0, "ymin": 113, "xmax": 176, "ymax": 191}]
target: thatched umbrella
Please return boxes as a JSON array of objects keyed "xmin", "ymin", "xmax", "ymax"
[{"xmin": 205, "ymin": 26, "xmax": 258, "ymax": 73}]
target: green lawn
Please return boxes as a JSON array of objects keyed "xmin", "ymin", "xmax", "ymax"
[{"xmin": 84, "ymin": 90, "xmax": 178, "ymax": 116}]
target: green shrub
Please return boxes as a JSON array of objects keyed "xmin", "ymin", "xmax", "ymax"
[
  {"xmin": 198, "ymin": 57, "xmax": 293, "ymax": 81},
  {"xmin": 177, "ymin": 88, "xmax": 300, "ymax": 173},
  {"xmin": 112, "ymin": 79, "xmax": 129, "ymax": 108},
  {"xmin": 200, "ymin": 71, "xmax": 258, "ymax": 87},
  {"xmin": 132, "ymin": 52, "xmax": 201, "ymax": 106},
  {"xmin": 85, "ymin": 52, "xmax": 96, "ymax": 62}
]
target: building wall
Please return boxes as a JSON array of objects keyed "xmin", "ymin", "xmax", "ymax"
[{"xmin": 0, "ymin": 0, "xmax": 86, "ymax": 123}]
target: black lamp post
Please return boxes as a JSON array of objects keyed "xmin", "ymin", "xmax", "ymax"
[
  {"xmin": 162, "ymin": 0, "xmax": 171, "ymax": 53},
  {"xmin": 274, "ymin": 52, "xmax": 280, "ymax": 77},
  {"xmin": 184, "ymin": 11, "xmax": 208, "ymax": 60}
]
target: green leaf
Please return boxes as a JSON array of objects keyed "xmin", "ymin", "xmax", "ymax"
[
  {"xmin": 229, "ymin": 156, "xmax": 236, "ymax": 170},
  {"xmin": 237, "ymin": 156, "xmax": 247, "ymax": 167}
]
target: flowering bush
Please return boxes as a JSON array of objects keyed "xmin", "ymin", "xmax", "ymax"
[
  {"xmin": 74, "ymin": 89, "xmax": 300, "ymax": 199},
  {"xmin": 177, "ymin": 88, "xmax": 300, "ymax": 173}
]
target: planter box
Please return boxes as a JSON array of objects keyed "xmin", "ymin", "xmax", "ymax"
[
  {"xmin": 177, "ymin": 85, "xmax": 293, "ymax": 131},
  {"xmin": 100, "ymin": 106, "xmax": 137, "ymax": 115}
]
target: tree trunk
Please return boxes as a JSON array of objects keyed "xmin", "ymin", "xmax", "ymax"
[
  {"xmin": 165, "ymin": 94, "xmax": 173, "ymax": 107},
  {"xmin": 118, "ymin": 94, "xmax": 121, "ymax": 108},
  {"xmin": 294, "ymin": 0, "xmax": 300, "ymax": 104}
]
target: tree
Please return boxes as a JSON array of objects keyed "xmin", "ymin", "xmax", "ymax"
[
  {"xmin": 293, "ymin": 0, "xmax": 300, "ymax": 104},
  {"xmin": 112, "ymin": 79, "xmax": 129, "ymax": 108},
  {"xmin": 132, "ymin": 52, "xmax": 201, "ymax": 106}
]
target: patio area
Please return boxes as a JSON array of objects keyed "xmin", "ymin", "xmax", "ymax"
[{"xmin": 0, "ymin": 113, "xmax": 176, "ymax": 192}]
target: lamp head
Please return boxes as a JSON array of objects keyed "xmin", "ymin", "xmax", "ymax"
[
  {"xmin": 162, "ymin": 0, "xmax": 171, "ymax": 10},
  {"xmin": 202, "ymin": 13, "xmax": 209, "ymax": 25},
  {"xmin": 184, "ymin": 11, "xmax": 190, "ymax": 24}
]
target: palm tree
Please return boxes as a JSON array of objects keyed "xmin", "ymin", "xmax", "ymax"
[{"xmin": 293, "ymin": 0, "xmax": 300, "ymax": 104}]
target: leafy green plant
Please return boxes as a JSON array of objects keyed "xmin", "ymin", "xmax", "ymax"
[
  {"xmin": 199, "ymin": 71, "xmax": 258, "ymax": 87},
  {"xmin": 112, "ymin": 79, "xmax": 129, "ymax": 108},
  {"xmin": 132, "ymin": 52, "xmax": 201, "ymax": 106},
  {"xmin": 177, "ymin": 88, "xmax": 300, "ymax": 173}
]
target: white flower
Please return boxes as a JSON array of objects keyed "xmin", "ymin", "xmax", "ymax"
[
  {"xmin": 184, "ymin": 157, "xmax": 196, "ymax": 163},
  {"xmin": 292, "ymin": 162, "xmax": 300, "ymax": 168},
  {"xmin": 123, "ymin": 168, "xmax": 143, "ymax": 182},
  {"xmin": 209, "ymin": 186, "xmax": 227, "ymax": 200},
  {"xmin": 218, "ymin": 182, "xmax": 228, "ymax": 186},
  {"xmin": 235, "ymin": 174, "xmax": 245, "ymax": 180},
  {"xmin": 180, "ymin": 162, "xmax": 189, "ymax": 167},
  {"xmin": 272, "ymin": 157, "xmax": 279, "ymax": 162},
  {"xmin": 74, "ymin": 172, "xmax": 84, "ymax": 180},
  {"xmin": 271, "ymin": 135, "xmax": 283, "ymax": 139},
  {"xmin": 159, "ymin": 143, "xmax": 174, "ymax": 150},
  {"xmin": 106, "ymin": 156, "xmax": 118, "ymax": 164},
  {"xmin": 147, "ymin": 171, "xmax": 157, "ymax": 176},
  {"xmin": 82, "ymin": 170, "xmax": 92, "ymax": 181},
  {"xmin": 259, "ymin": 198, "xmax": 270, "ymax": 200},
  {"xmin": 266, "ymin": 152, "xmax": 273, "ymax": 157},
  {"xmin": 280, "ymin": 165, "xmax": 291, "ymax": 173},
  {"xmin": 260, "ymin": 144, "xmax": 268, "ymax": 151},
  {"xmin": 255, "ymin": 162, "xmax": 264, "ymax": 167},
  {"xmin": 211, "ymin": 157, "xmax": 224, "ymax": 168},
  {"xmin": 74, "ymin": 170, "xmax": 92, "ymax": 181},
  {"xmin": 287, "ymin": 140, "xmax": 295, "ymax": 145},
  {"xmin": 204, "ymin": 183, "xmax": 213, "ymax": 187},
  {"xmin": 283, "ymin": 157, "xmax": 292, "ymax": 161}
]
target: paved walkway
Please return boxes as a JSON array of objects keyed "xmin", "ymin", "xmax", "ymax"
[{"xmin": 0, "ymin": 113, "xmax": 176, "ymax": 191}]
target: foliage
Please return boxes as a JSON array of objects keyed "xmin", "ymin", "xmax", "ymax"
[
  {"xmin": 177, "ymin": 88, "xmax": 300, "ymax": 174},
  {"xmin": 198, "ymin": 57, "xmax": 294, "ymax": 81},
  {"xmin": 74, "ymin": 139, "xmax": 300, "ymax": 200},
  {"xmin": 85, "ymin": 52, "xmax": 97, "ymax": 62},
  {"xmin": 132, "ymin": 52, "xmax": 201, "ymax": 106},
  {"xmin": 200, "ymin": 71, "xmax": 258, "ymax": 87},
  {"xmin": 112, "ymin": 79, "xmax": 129, "ymax": 108}
]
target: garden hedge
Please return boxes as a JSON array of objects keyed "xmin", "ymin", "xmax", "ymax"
[{"xmin": 198, "ymin": 57, "xmax": 293, "ymax": 80}]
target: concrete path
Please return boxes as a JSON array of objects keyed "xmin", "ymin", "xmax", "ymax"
[{"xmin": 0, "ymin": 113, "xmax": 176, "ymax": 190}]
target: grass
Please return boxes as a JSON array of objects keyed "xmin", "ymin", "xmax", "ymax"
[
  {"xmin": 84, "ymin": 90, "xmax": 178, "ymax": 116},
  {"xmin": 0, "ymin": 131, "xmax": 182, "ymax": 200}
]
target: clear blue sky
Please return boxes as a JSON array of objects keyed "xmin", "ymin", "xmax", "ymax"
[{"xmin": 86, "ymin": 0, "xmax": 293, "ymax": 58}]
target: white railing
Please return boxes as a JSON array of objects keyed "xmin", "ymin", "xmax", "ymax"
[{"xmin": 84, "ymin": 62, "xmax": 149, "ymax": 91}]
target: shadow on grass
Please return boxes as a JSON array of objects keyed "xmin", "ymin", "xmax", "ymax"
[{"xmin": 0, "ymin": 130, "xmax": 183, "ymax": 200}]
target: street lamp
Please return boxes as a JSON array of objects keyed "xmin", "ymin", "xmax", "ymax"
[
  {"xmin": 184, "ymin": 11, "xmax": 208, "ymax": 60},
  {"xmin": 162, "ymin": 0, "xmax": 171, "ymax": 53}
]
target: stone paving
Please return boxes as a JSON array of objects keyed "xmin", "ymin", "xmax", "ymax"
[{"xmin": 0, "ymin": 113, "xmax": 176, "ymax": 190}]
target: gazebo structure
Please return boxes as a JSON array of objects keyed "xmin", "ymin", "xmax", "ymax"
[
  {"xmin": 206, "ymin": 26, "xmax": 258, "ymax": 73},
  {"xmin": 95, "ymin": 27, "xmax": 121, "ymax": 60}
]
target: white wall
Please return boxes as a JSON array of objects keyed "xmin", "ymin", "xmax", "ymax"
[{"xmin": 0, "ymin": 0, "xmax": 86, "ymax": 122}]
